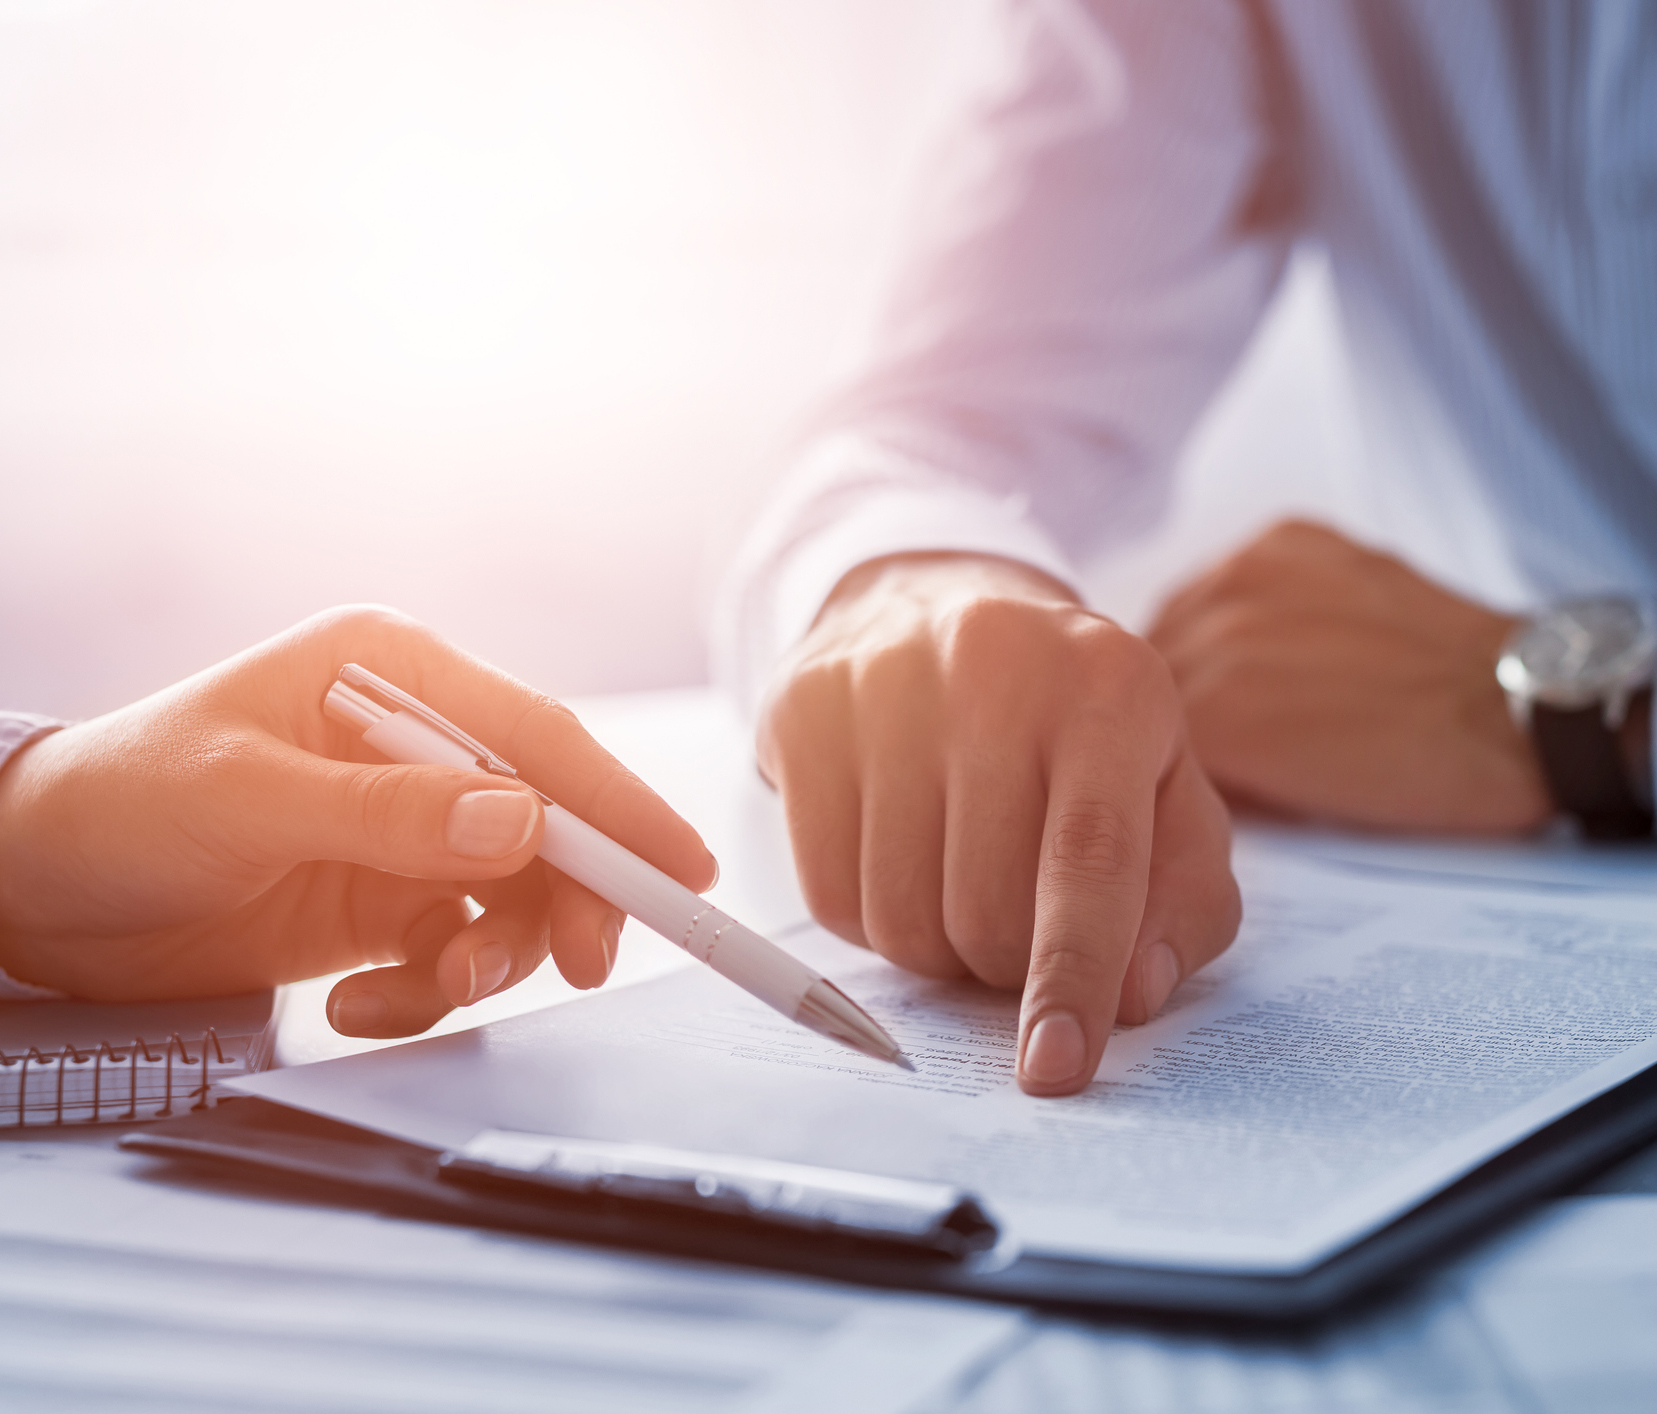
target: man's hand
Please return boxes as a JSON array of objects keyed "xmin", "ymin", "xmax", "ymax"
[
  {"xmin": 759, "ymin": 554, "xmax": 1240, "ymax": 1097},
  {"xmin": 1146, "ymin": 520, "xmax": 1551, "ymax": 832},
  {"xmin": 0, "ymin": 606, "xmax": 716, "ymax": 1036}
]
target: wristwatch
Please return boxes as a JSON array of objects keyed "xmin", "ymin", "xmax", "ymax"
[{"xmin": 1497, "ymin": 596, "xmax": 1656, "ymax": 840}]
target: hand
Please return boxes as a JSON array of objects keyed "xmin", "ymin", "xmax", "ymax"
[
  {"xmin": 1146, "ymin": 520, "xmax": 1550, "ymax": 832},
  {"xmin": 0, "ymin": 606, "xmax": 716, "ymax": 1036},
  {"xmin": 758, "ymin": 554, "xmax": 1240, "ymax": 1096}
]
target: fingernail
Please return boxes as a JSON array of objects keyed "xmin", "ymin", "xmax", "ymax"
[
  {"xmin": 707, "ymin": 855, "xmax": 720, "ymax": 889},
  {"xmin": 599, "ymin": 912, "xmax": 623, "ymax": 982},
  {"xmin": 330, "ymin": 992, "xmax": 387, "ymax": 1035},
  {"xmin": 1141, "ymin": 942, "xmax": 1180, "ymax": 1019},
  {"xmin": 1022, "ymin": 1011, "xmax": 1087, "ymax": 1086},
  {"xmin": 446, "ymin": 790, "xmax": 538, "ymax": 860},
  {"xmin": 466, "ymin": 942, "xmax": 512, "ymax": 1003}
]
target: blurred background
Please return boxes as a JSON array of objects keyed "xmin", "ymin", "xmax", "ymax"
[{"xmin": 1, "ymin": 0, "xmax": 1366, "ymax": 721}]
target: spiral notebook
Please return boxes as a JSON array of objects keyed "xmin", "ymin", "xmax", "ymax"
[{"xmin": 0, "ymin": 989, "xmax": 278, "ymax": 1127}]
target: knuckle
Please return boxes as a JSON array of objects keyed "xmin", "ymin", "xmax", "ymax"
[
  {"xmin": 759, "ymin": 662, "xmax": 851, "ymax": 782},
  {"xmin": 791, "ymin": 840, "xmax": 864, "ymax": 945},
  {"xmin": 1128, "ymin": 648, "xmax": 1181, "ymax": 724},
  {"xmin": 852, "ymin": 637, "xmax": 935, "ymax": 707},
  {"xmin": 1180, "ymin": 649, "xmax": 1265, "ymax": 725},
  {"xmin": 310, "ymin": 602, "xmax": 421, "ymax": 645},
  {"xmin": 1207, "ymin": 600, "xmax": 1270, "ymax": 643},
  {"xmin": 1066, "ymin": 672, "xmax": 1181, "ymax": 756},
  {"xmin": 958, "ymin": 941, "xmax": 1031, "ymax": 991},
  {"xmin": 943, "ymin": 892, "xmax": 1034, "ymax": 987},
  {"xmin": 1210, "ymin": 873, "xmax": 1244, "ymax": 951},
  {"xmin": 800, "ymin": 873, "xmax": 865, "ymax": 948},
  {"xmin": 1043, "ymin": 797, "xmax": 1141, "ymax": 887},
  {"xmin": 940, "ymin": 595, "xmax": 1034, "ymax": 660},
  {"xmin": 861, "ymin": 880, "xmax": 929, "ymax": 949},
  {"xmin": 776, "ymin": 658, "xmax": 848, "ymax": 727},
  {"xmin": 862, "ymin": 887, "xmax": 959, "ymax": 979},
  {"xmin": 1068, "ymin": 618, "xmax": 1169, "ymax": 688},
  {"xmin": 511, "ymin": 694, "xmax": 583, "ymax": 751},
  {"xmin": 1204, "ymin": 565, "xmax": 1255, "ymax": 603},
  {"xmin": 582, "ymin": 759, "xmax": 643, "ymax": 833},
  {"xmin": 1166, "ymin": 609, "xmax": 1265, "ymax": 695},
  {"xmin": 508, "ymin": 694, "xmax": 607, "ymax": 788},
  {"xmin": 874, "ymin": 940, "xmax": 968, "ymax": 981},
  {"xmin": 1260, "ymin": 516, "xmax": 1318, "ymax": 548},
  {"xmin": 1048, "ymin": 636, "xmax": 1186, "ymax": 773},
  {"xmin": 1027, "ymin": 939, "xmax": 1116, "ymax": 993},
  {"xmin": 943, "ymin": 898, "xmax": 1009, "ymax": 957},
  {"xmin": 1211, "ymin": 523, "xmax": 1321, "ymax": 592},
  {"xmin": 348, "ymin": 764, "xmax": 427, "ymax": 848},
  {"xmin": 1257, "ymin": 517, "xmax": 1331, "ymax": 557}
]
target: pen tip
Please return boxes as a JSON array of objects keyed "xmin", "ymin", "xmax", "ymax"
[{"xmin": 892, "ymin": 1052, "xmax": 917, "ymax": 1072}]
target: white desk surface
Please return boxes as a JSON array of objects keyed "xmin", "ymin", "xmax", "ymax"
[{"xmin": 4, "ymin": 687, "xmax": 1656, "ymax": 1414}]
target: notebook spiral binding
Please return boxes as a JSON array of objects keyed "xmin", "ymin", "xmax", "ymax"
[{"xmin": 0, "ymin": 1029, "xmax": 236, "ymax": 1127}]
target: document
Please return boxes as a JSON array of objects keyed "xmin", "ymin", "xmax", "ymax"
[
  {"xmin": 235, "ymin": 840, "xmax": 1657, "ymax": 1275},
  {"xmin": 0, "ymin": 1141, "xmax": 1024, "ymax": 1414}
]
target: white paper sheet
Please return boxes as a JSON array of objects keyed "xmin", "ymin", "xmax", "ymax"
[
  {"xmin": 0, "ymin": 1142, "xmax": 1023, "ymax": 1414},
  {"xmin": 233, "ymin": 842, "xmax": 1657, "ymax": 1275}
]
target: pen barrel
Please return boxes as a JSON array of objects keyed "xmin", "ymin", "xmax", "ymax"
[
  {"xmin": 357, "ymin": 710, "xmax": 818, "ymax": 1018},
  {"xmin": 537, "ymin": 802, "xmax": 817, "ymax": 1017},
  {"xmin": 362, "ymin": 711, "xmax": 483, "ymax": 773}
]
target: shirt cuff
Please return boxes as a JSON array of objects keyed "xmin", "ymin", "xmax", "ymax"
[
  {"xmin": 768, "ymin": 485, "xmax": 1084, "ymax": 675},
  {"xmin": 0, "ymin": 712, "xmax": 71, "ymax": 1001},
  {"xmin": 0, "ymin": 965, "xmax": 67, "ymax": 1001},
  {"xmin": 711, "ymin": 431, "xmax": 1091, "ymax": 718},
  {"xmin": 0, "ymin": 712, "xmax": 66, "ymax": 776}
]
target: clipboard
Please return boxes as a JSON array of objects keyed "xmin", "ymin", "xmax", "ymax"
[{"xmin": 120, "ymin": 1061, "xmax": 1657, "ymax": 1321}]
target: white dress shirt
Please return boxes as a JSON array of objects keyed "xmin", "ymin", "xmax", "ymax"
[{"xmin": 714, "ymin": 0, "xmax": 1657, "ymax": 718}]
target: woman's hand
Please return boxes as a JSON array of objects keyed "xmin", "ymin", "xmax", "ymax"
[{"xmin": 0, "ymin": 606, "xmax": 716, "ymax": 1037}]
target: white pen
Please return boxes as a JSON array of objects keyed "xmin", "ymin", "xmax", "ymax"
[{"xmin": 322, "ymin": 663, "xmax": 913, "ymax": 1069}]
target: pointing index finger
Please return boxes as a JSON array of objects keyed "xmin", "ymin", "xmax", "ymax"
[{"xmin": 1017, "ymin": 729, "xmax": 1162, "ymax": 1096}]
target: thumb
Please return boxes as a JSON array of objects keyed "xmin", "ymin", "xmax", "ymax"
[
  {"xmin": 1115, "ymin": 751, "xmax": 1240, "ymax": 1026},
  {"xmin": 250, "ymin": 742, "xmax": 545, "ymax": 880}
]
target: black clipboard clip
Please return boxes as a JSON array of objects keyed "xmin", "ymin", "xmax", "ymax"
[{"xmin": 439, "ymin": 1129, "xmax": 999, "ymax": 1261}]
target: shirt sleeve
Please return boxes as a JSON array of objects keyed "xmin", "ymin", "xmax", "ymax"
[
  {"xmin": 712, "ymin": 0, "xmax": 1296, "ymax": 716},
  {"xmin": 0, "ymin": 712, "xmax": 65, "ymax": 775},
  {"xmin": 0, "ymin": 712, "xmax": 70, "ymax": 1000}
]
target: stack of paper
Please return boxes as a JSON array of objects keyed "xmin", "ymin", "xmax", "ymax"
[{"xmin": 232, "ymin": 839, "xmax": 1657, "ymax": 1278}]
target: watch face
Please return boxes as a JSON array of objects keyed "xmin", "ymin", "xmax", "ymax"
[{"xmin": 1499, "ymin": 597, "xmax": 1657, "ymax": 707}]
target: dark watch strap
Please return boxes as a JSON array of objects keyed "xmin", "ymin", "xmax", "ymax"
[{"xmin": 1531, "ymin": 688, "xmax": 1654, "ymax": 840}]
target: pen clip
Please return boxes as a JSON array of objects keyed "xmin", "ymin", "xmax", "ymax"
[{"xmin": 336, "ymin": 663, "xmax": 525, "ymax": 784}]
